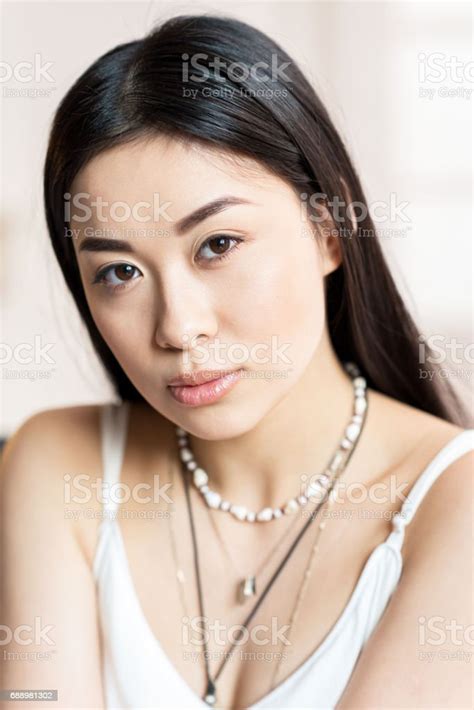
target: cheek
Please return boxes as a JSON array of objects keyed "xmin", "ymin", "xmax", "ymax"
[
  {"xmin": 225, "ymin": 236, "xmax": 325, "ymax": 370},
  {"xmin": 84, "ymin": 293, "xmax": 151, "ymax": 374}
]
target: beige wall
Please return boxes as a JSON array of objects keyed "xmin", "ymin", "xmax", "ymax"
[{"xmin": 1, "ymin": 1, "xmax": 472, "ymax": 434}]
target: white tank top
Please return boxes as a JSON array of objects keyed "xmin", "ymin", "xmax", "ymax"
[{"xmin": 93, "ymin": 402, "xmax": 474, "ymax": 709}]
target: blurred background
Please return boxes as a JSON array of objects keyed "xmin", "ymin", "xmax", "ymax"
[{"xmin": 1, "ymin": 0, "xmax": 472, "ymax": 437}]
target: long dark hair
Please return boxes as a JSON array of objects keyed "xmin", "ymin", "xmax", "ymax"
[{"xmin": 43, "ymin": 13, "xmax": 467, "ymax": 424}]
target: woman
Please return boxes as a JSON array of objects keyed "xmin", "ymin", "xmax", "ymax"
[{"xmin": 1, "ymin": 14, "xmax": 472, "ymax": 710}]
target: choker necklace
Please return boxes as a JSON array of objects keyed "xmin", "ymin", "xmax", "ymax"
[{"xmin": 175, "ymin": 361, "xmax": 367, "ymax": 523}]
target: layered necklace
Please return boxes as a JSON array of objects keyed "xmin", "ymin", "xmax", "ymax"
[
  {"xmin": 175, "ymin": 361, "xmax": 368, "ymax": 706},
  {"xmin": 176, "ymin": 361, "xmax": 367, "ymax": 523}
]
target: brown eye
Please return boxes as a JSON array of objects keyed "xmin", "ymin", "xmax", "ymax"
[
  {"xmin": 93, "ymin": 262, "xmax": 142, "ymax": 290},
  {"xmin": 113, "ymin": 264, "xmax": 136, "ymax": 281},
  {"xmin": 210, "ymin": 236, "xmax": 231, "ymax": 254},
  {"xmin": 197, "ymin": 235, "xmax": 243, "ymax": 263}
]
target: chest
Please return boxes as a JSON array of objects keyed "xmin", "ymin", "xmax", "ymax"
[{"xmin": 112, "ymin": 482, "xmax": 402, "ymax": 709}]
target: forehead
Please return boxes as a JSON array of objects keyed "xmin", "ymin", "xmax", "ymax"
[{"xmin": 70, "ymin": 134, "xmax": 290, "ymax": 210}]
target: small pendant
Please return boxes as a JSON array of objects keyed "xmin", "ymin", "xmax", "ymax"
[
  {"xmin": 204, "ymin": 678, "xmax": 216, "ymax": 706},
  {"xmin": 238, "ymin": 575, "xmax": 256, "ymax": 604}
]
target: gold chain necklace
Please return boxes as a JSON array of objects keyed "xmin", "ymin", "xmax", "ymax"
[
  {"xmin": 167, "ymin": 448, "xmax": 191, "ymax": 622},
  {"xmin": 268, "ymin": 493, "xmax": 334, "ymax": 690}
]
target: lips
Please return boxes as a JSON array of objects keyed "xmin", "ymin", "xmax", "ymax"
[
  {"xmin": 167, "ymin": 368, "xmax": 240, "ymax": 387},
  {"xmin": 167, "ymin": 369, "xmax": 243, "ymax": 406}
]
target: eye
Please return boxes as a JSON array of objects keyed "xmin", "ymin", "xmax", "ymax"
[
  {"xmin": 93, "ymin": 263, "xmax": 142, "ymax": 291},
  {"xmin": 196, "ymin": 235, "xmax": 243, "ymax": 263}
]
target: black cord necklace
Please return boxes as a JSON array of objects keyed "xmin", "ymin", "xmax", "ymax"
[{"xmin": 181, "ymin": 398, "xmax": 367, "ymax": 707}]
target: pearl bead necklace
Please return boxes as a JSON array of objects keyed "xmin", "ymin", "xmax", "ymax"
[{"xmin": 175, "ymin": 361, "xmax": 367, "ymax": 523}]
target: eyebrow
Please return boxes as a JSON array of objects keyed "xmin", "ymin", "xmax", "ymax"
[
  {"xmin": 174, "ymin": 195, "xmax": 253, "ymax": 234},
  {"xmin": 77, "ymin": 195, "xmax": 254, "ymax": 254}
]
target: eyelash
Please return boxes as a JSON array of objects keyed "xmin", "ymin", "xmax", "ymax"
[
  {"xmin": 197, "ymin": 234, "xmax": 243, "ymax": 264},
  {"xmin": 92, "ymin": 235, "xmax": 243, "ymax": 292}
]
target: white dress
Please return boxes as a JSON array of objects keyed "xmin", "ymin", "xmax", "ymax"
[{"xmin": 93, "ymin": 402, "xmax": 474, "ymax": 709}]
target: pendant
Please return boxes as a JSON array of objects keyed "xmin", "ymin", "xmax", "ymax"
[
  {"xmin": 204, "ymin": 678, "xmax": 216, "ymax": 706},
  {"xmin": 238, "ymin": 575, "xmax": 257, "ymax": 604}
]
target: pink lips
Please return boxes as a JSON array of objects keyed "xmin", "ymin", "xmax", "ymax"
[{"xmin": 168, "ymin": 369, "xmax": 243, "ymax": 406}]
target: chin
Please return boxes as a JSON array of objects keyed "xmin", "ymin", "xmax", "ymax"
[
  {"xmin": 171, "ymin": 404, "xmax": 265, "ymax": 442},
  {"xmin": 138, "ymin": 369, "xmax": 297, "ymax": 440}
]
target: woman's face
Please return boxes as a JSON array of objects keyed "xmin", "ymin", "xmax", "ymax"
[{"xmin": 71, "ymin": 135, "xmax": 339, "ymax": 440}]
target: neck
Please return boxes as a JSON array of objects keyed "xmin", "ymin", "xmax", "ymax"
[{"xmin": 186, "ymin": 330, "xmax": 357, "ymax": 512}]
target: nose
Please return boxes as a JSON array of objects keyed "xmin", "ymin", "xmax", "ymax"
[{"xmin": 154, "ymin": 274, "xmax": 217, "ymax": 352}]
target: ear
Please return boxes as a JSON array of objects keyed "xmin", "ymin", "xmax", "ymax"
[
  {"xmin": 318, "ymin": 222, "xmax": 342, "ymax": 277},
  {"xmin": 318, "ymin": 176, "xmax": 358, "ymax": 276},
  {"xmin": 303, "ymin": 194, "xmax": 342, "ymax": 277}
]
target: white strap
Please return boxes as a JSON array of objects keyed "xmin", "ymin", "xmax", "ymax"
[
  {"xmin": 100, "ymin": 401, "xmax": 131, "ymax": 515},
  {"xmin": 388, "ymin": 429, "xmax": 474, "ymax": 546}
]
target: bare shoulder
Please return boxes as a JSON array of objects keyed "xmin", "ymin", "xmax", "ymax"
[
  {"xmin": 366, "ymin": 388, "xmax": 473, "ymax": 557},
  {"xmin": 0, "ymin": 399, "xmax": 171, "ymax": 479},
  {"xmin": 1, "ymin": 403, "xmax": 103, "ymax": 462},
  {"xmin": 366, "ymin": 386, "xmax": 468, "ymax": 460},
  {"xmin": 1, "ymin": 401, "xmax": 173, "ymax": 564},
  {"xmin": 1, "ymin": 403, "xmax": 104, "ymax": 497},
  {"xmin": 399, "ymin": 407, "xmax": 473, "ymax": 565},
  {"xmin": 337, "ymin": 393, "xmax": 472, "ymax": 706},
  {"xmin": 0, "ymin": 404, "xmax": 109, "ymax": 707},
  {"xmin": 0, "ymin": 404, "xmax": 106, "ymax": 566}
]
